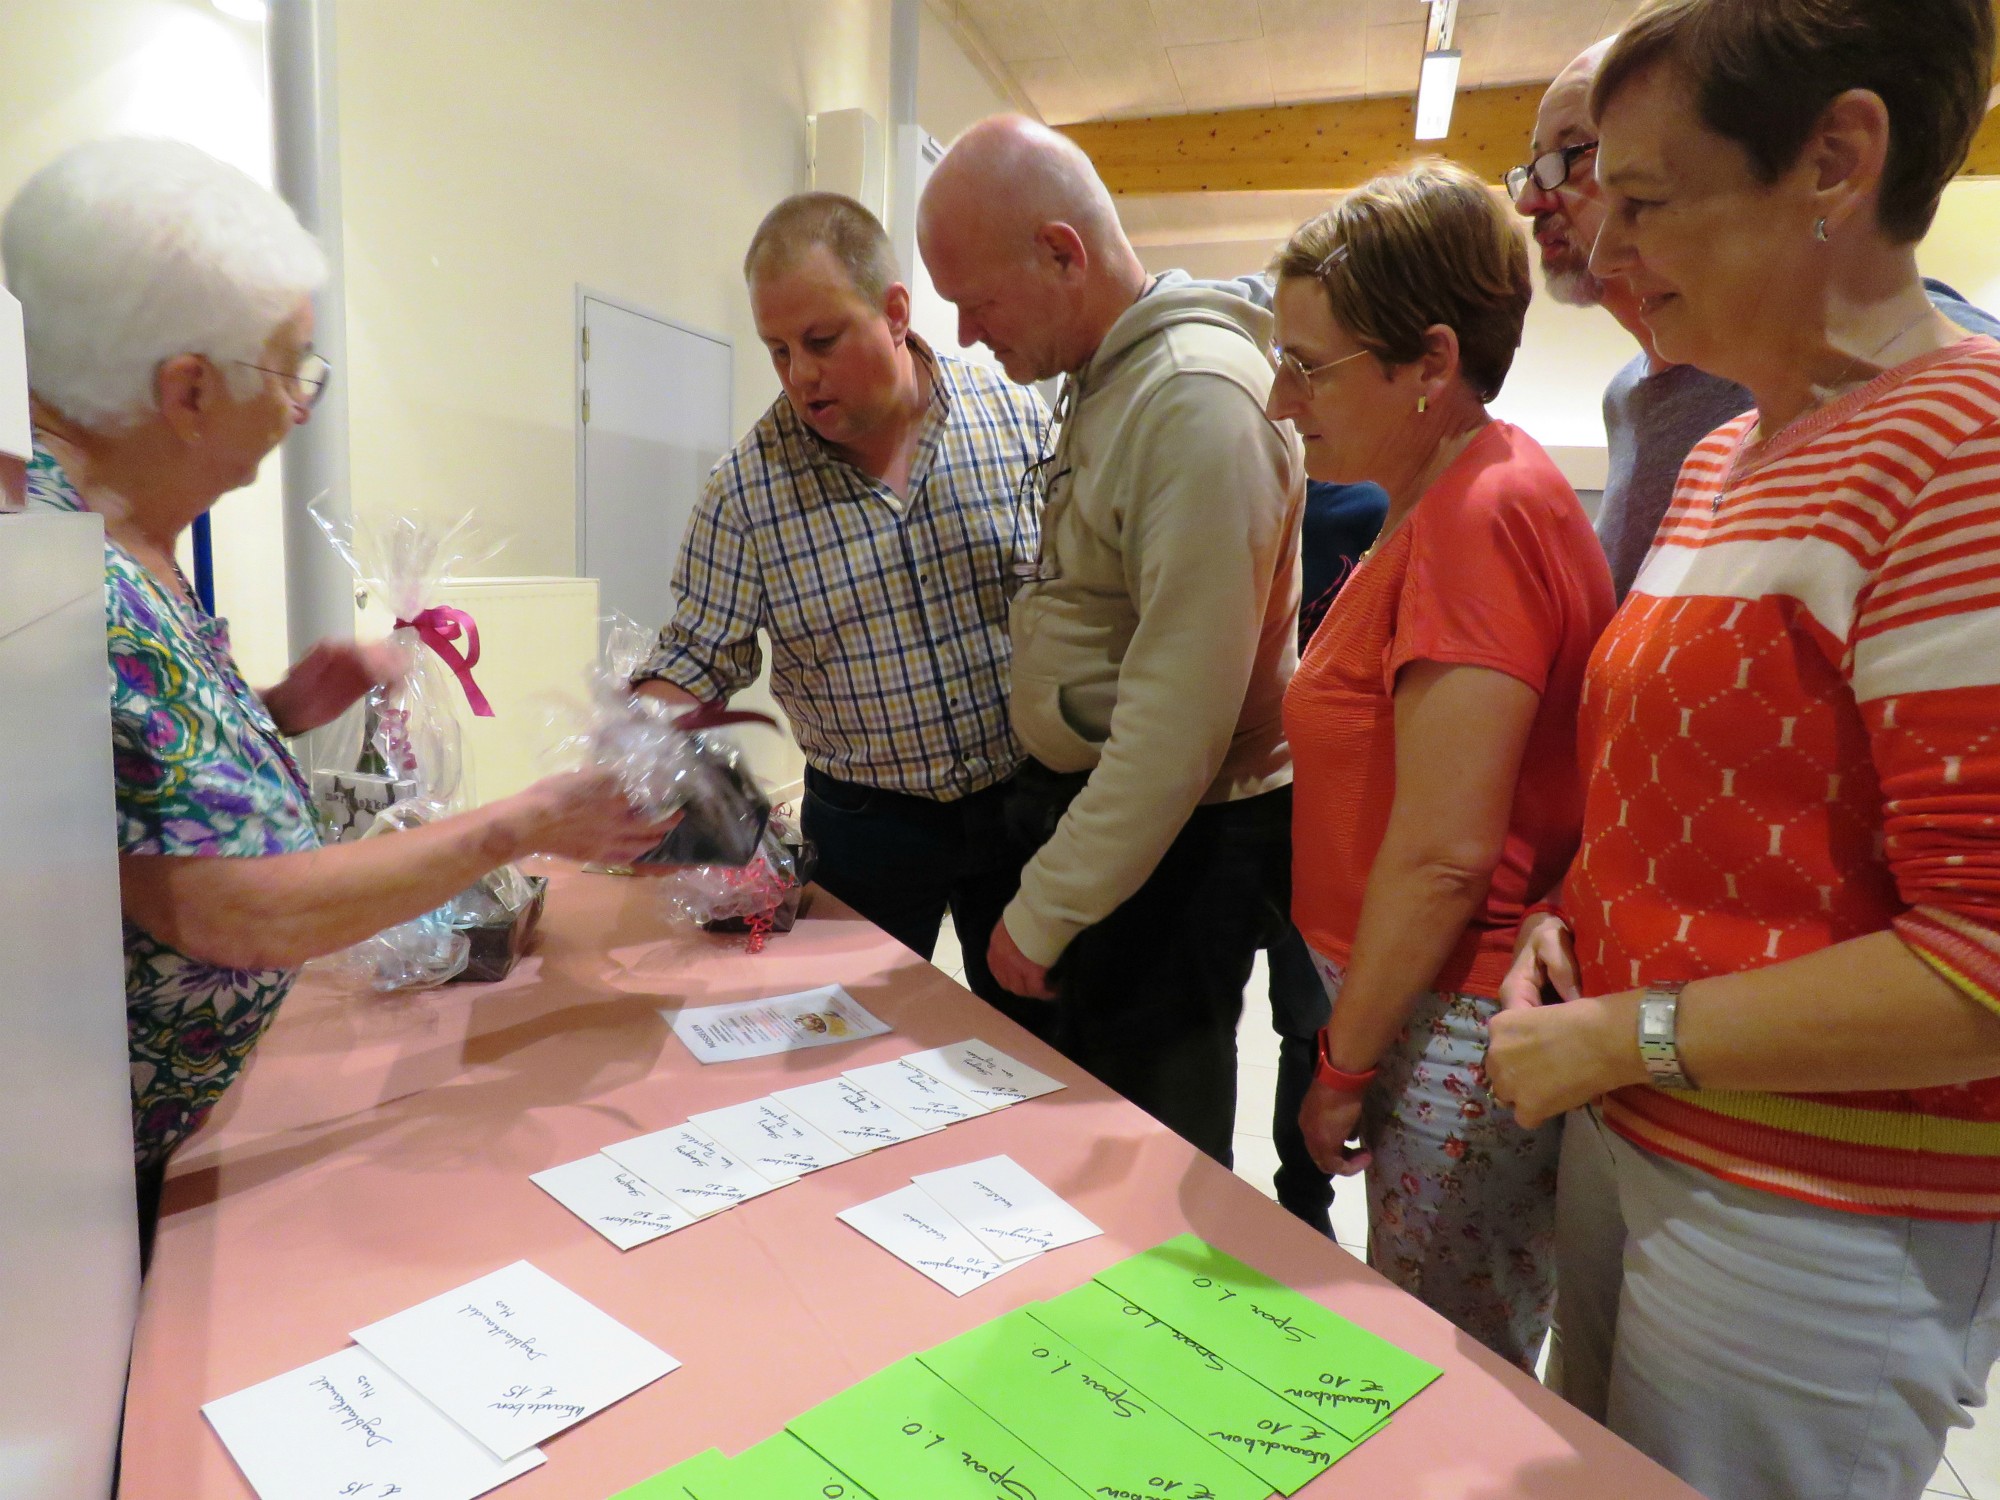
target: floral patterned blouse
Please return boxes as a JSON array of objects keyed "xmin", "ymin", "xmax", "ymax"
[{"xmin": 27, "ymin": 444, "xmax": 320, "ymax": 1170}]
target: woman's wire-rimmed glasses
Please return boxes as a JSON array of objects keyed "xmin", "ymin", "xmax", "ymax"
[
  {"xmin": 1504, "ymin": 140, "xmax": 1599, "ymax": 204},
  {"xmin": 1270, "ymin": 344, "xmax": 1370, "ymax": 391},
  {"xmin": 238, "ymin": 350, "xmax": 333, "ymax": 410}
]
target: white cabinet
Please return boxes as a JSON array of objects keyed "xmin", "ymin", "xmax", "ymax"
[{"xmin": 0, "ymin": 513, "xmax": 137, "ymax": 1500}]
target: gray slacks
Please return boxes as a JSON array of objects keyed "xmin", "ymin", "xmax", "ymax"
[{"xmin": 1551, "ymin": 1104, "xmax": 2000, "ymax": 1500}]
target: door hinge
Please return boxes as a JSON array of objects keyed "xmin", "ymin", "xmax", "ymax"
[
  {"xmin": 581, "ymin": 326, "xmax": 591, "ymax": 361},
  {"xmin": 581, "ymin": 388, "xmax": 590, "ymax": 424}
]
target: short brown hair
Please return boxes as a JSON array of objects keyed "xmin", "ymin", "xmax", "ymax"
[
  {"xmin": 1269, "ymin": 158, "xmax": 1531, "ymax": 403},
  {"xmin": 1592, "ymin": 0, "xmax": 1994, "ymax": 243},
  {"xmin": 743, "ymin": 192, "xmax": 900, "ymax": 304}
]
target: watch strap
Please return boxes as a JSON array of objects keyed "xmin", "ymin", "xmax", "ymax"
[
  {"xmin": 1637, "ymin": 981, "xmax": 1696, "ymax": 1090},
  {"xmin": 1315, "ymin": 1028, "xmax": 1379, "ymax": 1095}
]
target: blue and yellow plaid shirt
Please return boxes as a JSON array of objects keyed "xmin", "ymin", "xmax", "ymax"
[{"xmin": 638, "ymin": 340, "xmax": 1048, "ymax": 800}]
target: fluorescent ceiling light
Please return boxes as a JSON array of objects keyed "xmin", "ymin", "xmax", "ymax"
[
  {"xmin": 1415, "ymin": 50, "xmax": 1462, "ymax": 140},
  {"xmin": 211, "ymin": 0, "xmax": 266, "ymax": 20}
]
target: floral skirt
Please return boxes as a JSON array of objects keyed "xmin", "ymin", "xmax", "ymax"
[{"xmin": 1310, "ymin": 950, "xmax": 1561, "ymax": 1372}]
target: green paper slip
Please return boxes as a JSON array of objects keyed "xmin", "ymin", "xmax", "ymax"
[
  {"xmin": 701, "ymin": 1432, "xmax": 876, "ymax": 1499},
  {"xmin": 1094, "ymin": 1235, "xmax": 1442, "ymax": 1440},
  {"xmin": 1031, "ymin": 1281, "xmax": 1355, "ymax": 1495},
  {"xmin": 607, "ymin": 1446, "xmax": 730, "ymax": 1499},
  {"xmin": 919, "ymin": 1306, "xmax": 1269, "ymax": 1500},
  {"xmin": 788, "ymin": 1355, "xmax": 1091, "ymax": 1500}
]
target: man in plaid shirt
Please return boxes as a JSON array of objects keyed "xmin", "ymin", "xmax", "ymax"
[{"xmin": 635, "ymin": 194, "xmax": 1048, "ymax": 1020}]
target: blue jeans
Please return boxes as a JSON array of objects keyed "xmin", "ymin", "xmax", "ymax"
[{"xmin": 800, "ymin": 767, "xmax": 1045, "ymax": 1037}]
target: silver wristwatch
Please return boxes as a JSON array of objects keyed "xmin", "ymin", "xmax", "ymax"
[{"xmin": 1637, "ymin": 982, "xmax": 1697, "ymax": 1090}]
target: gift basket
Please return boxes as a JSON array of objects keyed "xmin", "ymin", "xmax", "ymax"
[
  {"xmin": 654, "ymin": 812, "xmax": 818, "ymax": 954},
  {"xmin": 310, "ymin": 504, "xmax": 548, "ymax": 991},
  {"xmin": 585, "ymin": 615, "xmax": 806, "ymax": 951}
]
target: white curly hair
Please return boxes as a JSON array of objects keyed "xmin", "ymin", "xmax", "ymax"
[{"xmin": 1, "ymin": 137, "xmax": 327, "ymax": 429}]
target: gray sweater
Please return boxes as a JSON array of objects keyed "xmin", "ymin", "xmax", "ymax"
[{"xmin": 1598, "ymin": 357, "xmax": 1752, "ymax": 601}]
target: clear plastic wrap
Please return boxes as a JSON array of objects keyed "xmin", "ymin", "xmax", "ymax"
[
  {"xmin": 311, "ymin": 502, "xmax": 501, "ymax": 810},
  {"xmin": 562, "ymin": 664, "xmax": 775, "ymax": 869},
  {"xmin": 656, "ymin": 814, "xmax": 818, "ymax": 953},
  {"xmin": 323, "ymin": 803, "xmax": 472, "ymax": 992}
]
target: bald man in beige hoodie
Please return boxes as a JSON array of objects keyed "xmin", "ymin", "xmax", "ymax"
[{"xmin": 919, "ymin": 117, "xmax": 1303, "ymax": 1165}]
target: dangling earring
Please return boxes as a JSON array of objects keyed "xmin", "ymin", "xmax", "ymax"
[
  {"xmin": 1814, "ymin": 218, "xmax": 1830, "ymax": 243},
  {"xmin": 1417, "ymin": 395, "xmax": 1428, "ymax": 414}
]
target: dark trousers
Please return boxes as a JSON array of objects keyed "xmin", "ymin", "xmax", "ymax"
[
  {"xmin": 1006, "ymin": 764, "xmax": 1293, "ymax": 1168},
  {"xmin": 1266, "ymin": 921, "xmax": 1336, "ymax": 1235},
  {"xmin": 800, "ymin": 766, "xmax": 1046, "ymax": 1037}
]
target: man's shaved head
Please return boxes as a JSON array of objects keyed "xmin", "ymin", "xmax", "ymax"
[
  {"xmin": 918, "ymin": 114, "xmax": 1146, "ymax": 384},
  {"xmin": 920, "ymin": 115, "xmax": 1124, "ymax": 258}
]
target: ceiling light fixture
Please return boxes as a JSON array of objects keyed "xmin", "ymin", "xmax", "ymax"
[
  {"xmin": 1414, "ymin": 0, "xmax": 1462, "ymax": 141},
  {"xmin": 211, "ymin": 0, "xmax": 267, "ymax": 21}
]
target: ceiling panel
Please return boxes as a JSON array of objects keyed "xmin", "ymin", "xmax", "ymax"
[
  {"xmin": 1151, "ymin": 0, "xmax": 1265, "ymax": 48},
  {"xmin": 940, "ymin": 0, "xmax": 1632, "ymax": 125},
  {"xmin": 1168, "ymin": 37, "xmax": 1277, "ymax": 113}
]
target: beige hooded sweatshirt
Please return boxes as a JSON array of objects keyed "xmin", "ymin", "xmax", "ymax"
[{"xmin": 1004, "ymin": 277, "xmax": 1304, "ymax": 967}]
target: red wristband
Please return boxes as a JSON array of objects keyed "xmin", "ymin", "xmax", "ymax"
[{"xmin": 1315, "ymin": 1028, "xmax": 1379, "ymax": 1095}]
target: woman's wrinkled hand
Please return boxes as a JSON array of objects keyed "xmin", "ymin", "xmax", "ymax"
[
  {"xmin": 1487, "ymin": 991, "xmax": 1647, "ymax": 1130},
  {"xmin": 508, "ymin": 769, "xmax": 676, "ymax": 865},
  {"xmin": 264, "ymin": 638, "xmax": 408, "ymax": 736},
  {"xmin": 1497, "ymin": 909, "xmax": 1581, "ymax": 1013},
  {"xmin": 1299, "ymin": 1080, "xmax": 1372, "ymax": 1177}
]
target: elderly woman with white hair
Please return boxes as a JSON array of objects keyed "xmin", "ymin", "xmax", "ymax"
[{"xmin": 3, "ymin": 138, "xmax": 667, "ymax": 1249}]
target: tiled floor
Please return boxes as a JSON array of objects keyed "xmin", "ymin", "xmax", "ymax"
[{"xmin": 929, "ymin": 922, "xmax": 2000, "ymax": 1496}]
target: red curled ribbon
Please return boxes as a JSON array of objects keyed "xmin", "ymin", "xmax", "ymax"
[
  {"xmin": 393, "ymin": 605, "xmax": 495, "ymax": 718},
  {"xmin": 672, "ymin": 702, "xmax": 779, "ymax": 733}
]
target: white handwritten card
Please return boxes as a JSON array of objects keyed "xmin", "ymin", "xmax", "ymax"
[
  {"xmin": 530, "ymin": 1154, "xmax": 699, "ymax": 1250},
  {"xmin": 667, "ymin": 985, "xmax": 891, "ymax": 1064},
  {"xmin": 900, "ymin": 1040, "xmax": 1065, "ymax": 1109},
  {"xmin": 841, "ymin": 1057, "xmax": 988, "ymax": 1128},
  {"xmin": 202, "ymin": 1345, "xmax": 545, "ymax": 1500},
  {"xmin": 837, "ymin": 1184, "xmax": 1028, "ymax": 1296},
  {"xmin": 599, "ymin": 1124, "xmax": 781, "ymax": 1218},
  {"xmin": 910, "ymin": 1155, "xmax": 1102, "ymax": 1264},
  {"xmin": 352, "ymin": 1261, "xmax": 679, "ymax": 1461},
  {"xmin": 773, "ymin": 1077, "xmax": 934, "ymax": 1154},
  {"xmin": 688, "ymin": 1098, "xmax": 854, "ymax": 1184}
]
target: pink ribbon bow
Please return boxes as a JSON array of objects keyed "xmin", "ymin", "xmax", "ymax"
[{"xmin": 393, "ymin": 605, "xmax": 495, "ymax": 718}]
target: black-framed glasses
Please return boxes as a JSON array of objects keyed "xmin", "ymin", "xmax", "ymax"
[
  {"xmin": 1007, "ymin": 448, "xmax": 1069, "ymax": 588},
  {"xmin": 238, "ymin": 350, "xmax": 333, "ymax": 409},
  {"xmin": 1505, "ymin": 141, "xmax": 1599, "ymax": 203}
]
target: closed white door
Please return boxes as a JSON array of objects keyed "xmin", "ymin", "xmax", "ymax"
[{"xmin": 577, "ymin": 295, "xmax": 733, "ymax": 648}]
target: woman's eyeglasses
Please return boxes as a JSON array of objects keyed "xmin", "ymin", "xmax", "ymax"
[
  {"xmin": 1269, "ymin": 345, "xmax": 1369, "ymax": 391},
  {"xmin": 238, "ymin": 351, "xmax": 333, "ymax": 410},
  {"xmin": 1505, "ymin": 141, "xmax": 1599, "ymax": 203}
]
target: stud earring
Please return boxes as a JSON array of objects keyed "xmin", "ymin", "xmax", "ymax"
[
  {"xmin": 1417, "ymin": 395, "xmax": 1428, "ymax": 414},
  {"xmin": 1814, "ymin": 218, "xmax": 1830, "ymax": 243}
]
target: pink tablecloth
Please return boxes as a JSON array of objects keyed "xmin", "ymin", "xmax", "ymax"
[{"xmin": 122, "ymin": 868, "xmax": 1696, "ymax": 1499}]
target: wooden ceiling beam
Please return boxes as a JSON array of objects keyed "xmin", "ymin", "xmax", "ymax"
[
  {"xmin": 1060, "ymin": 86, "xmax": 2000, "ymax": 196},
  {"xmin": 1056, "ymin": 86, "xmax": 1545, "ymax": 196}
]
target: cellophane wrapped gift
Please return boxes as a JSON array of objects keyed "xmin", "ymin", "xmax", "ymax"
[
  {"xmin": 561, "ymin": 629, "xmax": 775, "ymax": 869},
  {"xmin": 324, "ymin": 803, "xmax": 472, "ymax": 991},
  {"xmin": 311, "ymin": 501, "xmax": 501, "ymax": 812},
  {"xmin": 656, "ymin": 815, "xmax": 818, "ymax": 953}
]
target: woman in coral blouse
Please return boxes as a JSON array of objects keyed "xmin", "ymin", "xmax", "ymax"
[{"xmin": 1266, "ymin": 159, "xmax": 1614, "ymax": 1370}]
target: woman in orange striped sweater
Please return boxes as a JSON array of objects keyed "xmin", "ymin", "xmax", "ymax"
[{"xmin": 1487, "ymin": 1, "xmax": 2000, "ymax": 1496}]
